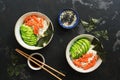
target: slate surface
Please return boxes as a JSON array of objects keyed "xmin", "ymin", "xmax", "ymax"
[{"xmin": 0, "ymin": 0, "xmax": 120, "ymax": 80}]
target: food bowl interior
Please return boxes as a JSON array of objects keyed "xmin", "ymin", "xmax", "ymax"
[
  {"xmin": 15, "ymin": 12, "xmax": 54, "ymax": 50},
  {"xmin": 58, "ymin": 9, "xmax": 80, "ymax": 29},
  {"xmin": 66, "ymin": 34, "xmax": 103, "ymax": 73}
]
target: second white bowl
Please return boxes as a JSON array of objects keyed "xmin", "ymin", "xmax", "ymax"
[{"xmin": 66, "ymin": 34, "xmax": 103, "ymax": 73}]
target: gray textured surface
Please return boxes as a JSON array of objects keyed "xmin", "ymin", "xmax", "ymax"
[{"xmin": 0, "ymin": 0, "xmax": 120, "ymax": 80}]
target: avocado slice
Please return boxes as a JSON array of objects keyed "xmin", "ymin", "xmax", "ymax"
[
  {"xmin": 81, "ymin": 39, "xmax": 91, "ymax": 53},
  {"xmin": 70, "ymin": 38, "xmax": 91, "ymax": 59},
  {"xmin": 77, "ymin": 40, "xmax": 87, "ymax": 53},
  {"xmin": 77, "ymin": 40, "xmax": 86, "ymax": 54}
]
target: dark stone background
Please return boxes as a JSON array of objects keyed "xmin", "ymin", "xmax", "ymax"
[{"xmin": 0, "ymin": 0, "xmax": 120, "ymax": 80}]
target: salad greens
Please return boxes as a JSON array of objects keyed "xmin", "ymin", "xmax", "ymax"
[
  {"xmin": 92, "ymin": 38, "xmax": 106, "ymax": 59},
  {"xmin": 81, "ymin": 17, "xmax": 109, "ymax": 40},
  {"xmin": 90, "ymin": 18, "xmax": 101, "ymax": 24},
  {"xmin": 81, "ymin": 18, "xmax": 101, "ymax": 32},
  {"xmin": 7, "ymin": 50, "xmax": 27, "ymax": 78},
  {"xmin": 92, "ymin": 30, "xmax": 109, "ymax": 40}
]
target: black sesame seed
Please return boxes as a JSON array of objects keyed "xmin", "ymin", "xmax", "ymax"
[{"xmin": 60, "ymin": 10, "xmax": 76, "ymax": 26}]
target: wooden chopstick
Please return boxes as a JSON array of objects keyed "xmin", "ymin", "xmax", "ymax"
[
  {"xmin": 15, "ymin": 48, "xmax": 62, "ymax": 80},
  {"xmin": 15, "ymin": 48, "xmax": 65, "ymax": 77},
  {"xmin": 15, "ymin": 48, "xmax": 65, "ymax": 80}
]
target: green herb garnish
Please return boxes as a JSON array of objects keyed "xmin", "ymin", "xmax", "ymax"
[
  {"xmin": 81, "ymin": 20, "xmax": 89, "ymax": 27},
  {"xmin": 81, "ymin": 17, "xmax": 109, "ymax": 40},
  {"xmin": 7, "ymin": 50, "xmax": 27, "ymax": 78},
  {"xmin": 81, "ymin": 18, "xmax": 101, "ymax": 32},
  {"xmin": 37, "ymin": 23, "xmax": 54, "ymax": 47},
  {"xmin": 92, "ymin": 38, "xmax": 106, "ymax": 60},
  {"xmin": 92, "ymin": 30, "xmax": 109, "ymax": 40},
  {"xmin": 90, "ymin": 18, "xmax": 101, "ymax": 24},
  {"xmin": 7, "ymin": 64, "xmax": 26, "ymax": 77}
]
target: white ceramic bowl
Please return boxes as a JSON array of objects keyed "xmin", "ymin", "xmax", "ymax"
[
  {"xmin": 15, "ymin": 12, "xmax": 54, "ymax": 50},
  {"xmin": 66, "ymin": 34, "xmax": 103, "ymax": 73},
  {"xmin": 27, "ymin": 53, "xmax": 45, "ymax": 70}
]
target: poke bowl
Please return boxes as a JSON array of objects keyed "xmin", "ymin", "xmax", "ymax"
[
  {"xmin": 66, "ymin": 34, "xmax": 103, "ymax": 73},
  {"xmin": 15, "ymin": 12, "xmax": 54, "ymax": 50}
]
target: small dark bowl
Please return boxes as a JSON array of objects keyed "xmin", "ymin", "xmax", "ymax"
[{"xmin": 58, "ymin": 9, "xmax": 80, "ymax": 29}]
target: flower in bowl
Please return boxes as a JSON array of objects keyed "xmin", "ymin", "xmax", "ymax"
[
  {"xmin": 15, "ymin": 12, "xmax": 54, "ymax": 50},
  {"xmin": 58, "ymin": 9, "xmax": 80, "ymax": 29},
  {"xmin": 66, "ymin": 34, "xmax": 103, "ymax": 73}
]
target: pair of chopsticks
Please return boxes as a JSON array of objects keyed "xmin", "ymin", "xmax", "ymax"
[{"xmin": 15, "ymin": 48, "xmax": 65, "ymax": 80}]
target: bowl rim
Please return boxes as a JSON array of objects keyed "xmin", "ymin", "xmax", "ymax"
[
  {"xmin": 66, "ymin": 34, "xmax": 103, "ymax": 73},
  {"xmin": 27, "ymin": 53, "xmax": 45, "ymax": 70},
  {"xmin": 58, "ymin": 8, "xmax": 80, "ymax": 29},
  {"xmin": 14, "ymin": 11, "xmax": 54, "ymax": 50}
]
